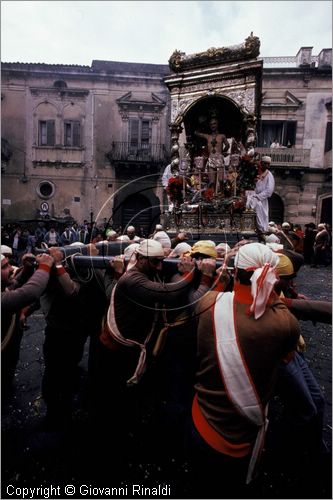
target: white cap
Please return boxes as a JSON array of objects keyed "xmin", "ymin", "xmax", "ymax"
[
  {"xmin": 123, "ymin": 243, "xmax": 140, "ymax": 258},
  {"xmin": 318, "ymin": 223, "xmax": 326, "ymax": 230},
  {"xmin": 1, "ymin": 245, "xmax": 12, "ymax": 255},
  {"xmin": 117, "ymin": 235, "xmax": 131, "ymax": 242},
  {"xmin": 155, "ymin": 224, "xmax": 163, "ymax": 231},
  {"xmin": 268, "ymin": 221, "xmax": 276, "ymax": 227},
  {"xmin": 216, "ymin": 242, "xmax": 231, "ymax": 251},
  {"xmin": 266, "ymin": 242, "xmax": 284, "ymax": 252},
  {"xmin": 137, "ymin": 239, "xmax": 164, "ymax": 257},
  {"xmin": 106, "ymin": 229, "xmax": 117, "ymax": 237},
  {"xmin": 127, "ymin": 226, "xmax": 135, "ymax": 232},
  {"xmin": 69, "ymin": 242, "xmax": 85, "ymax": 247},
  {"xmin": 168, "ymin": 242, "xmax": 192, "ymax": 257},
  {"xmin": 262, "ymin": 155, "xmax": 271, "ymax": 164},
  {"xmin": 265, "ymin": 234, "xmax": 280, "ymax": 243},
  {"xmin": 282, "ymin": 222, "xmax": 290, "ymax": 229},
  {"xmin": 153, "ymin": 230, "xmax": 171, "ymax": 249}
]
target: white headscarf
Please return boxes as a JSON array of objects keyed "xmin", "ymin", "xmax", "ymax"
[{"xmin": 234, "ymin": 243, "xmax": 279, "ymax": 319}]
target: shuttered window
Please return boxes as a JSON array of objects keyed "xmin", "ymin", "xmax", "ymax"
[
  {"xmin": 39, "ymin": 120, "xmax": 55, "ymax": 146},
  {"xmin": 129, "ymin": 119, "xmax": 151, "ymax": 149},
  {"xmin": 141, "ymin": 120, "xmax": 150, "ymax": 148},
  {"xmin": 325, "ymin": 122, "xmax": 332, "ymax": 152},
  {"xmin": 64, "ymin": 121, "xmax": 81, "ymax": 147},
  {"xmin": 129, "ymin": 120, "xmax": 139, "ymax": 147}
]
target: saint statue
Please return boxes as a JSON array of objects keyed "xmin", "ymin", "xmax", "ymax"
[
  {"xmin": 194, "ymin": 117, "xmax": 230, "ymax": 156},
  {"xmin": 194, "ymin": 116, "xmax": 230, "ymax": 195}
]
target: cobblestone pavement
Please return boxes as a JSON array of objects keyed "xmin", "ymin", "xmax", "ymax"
[{"xmin": 1, "ymin": 265, "xmax": 332, "ymax": 499}]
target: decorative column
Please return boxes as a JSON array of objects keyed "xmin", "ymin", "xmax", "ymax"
[
  {"xmin": 243, "ymin": 113, "xmax": 258, "ymax": 153},
  {"xmin": 169, "ymin": 122, "xmax": 183, "ymax": 173}
]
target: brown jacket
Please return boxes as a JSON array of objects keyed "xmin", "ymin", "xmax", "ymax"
[{"xmin": 194, "ymin": 283, "xmax": 300, "ymax": 446}]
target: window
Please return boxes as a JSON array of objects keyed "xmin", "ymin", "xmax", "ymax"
[
  {"xmin": 259, "ymin": 120, "xmax": 297, "ymax": 147},
  {"xmin": 37, "ymin": 180, "xmax": 55, "ymax": 199},
  {"xmin": 39, "ymin": 120, "xmax": 55, "ymax": 146},
  {"xmin": 64, "ymin": 121, "xmax": 81, "ymax": 147},
  {"xmin": 129, "ymin": 119, "xmax": 151, "ymax": 153},
  {"xmin": 325, "ymin": 122, "xmax": 332, "ymax": 153}
]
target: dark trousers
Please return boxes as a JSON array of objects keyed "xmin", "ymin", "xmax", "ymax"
[
  {"xmin": 153, "ymin": 323, "xmax": 197, "ymax": 460},
  {"xmin": 186, "ymin": 420, "xmax": 250, "ymax": 498},
  {"xmin": 276, "ymin": 351, "xmax": 325, "ymax": 455},
  {"xmin": 42, "ymin": 325, "xmax": 89, "ymax": 423}
]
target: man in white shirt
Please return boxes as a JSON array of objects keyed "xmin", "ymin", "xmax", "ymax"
[{"xmin": 246, "ymin": 156, "xmax": 275, "ymax": 233}]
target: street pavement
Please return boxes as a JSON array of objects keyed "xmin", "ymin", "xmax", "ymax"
[{"xmin": 1, "ymin": 264, "xmax": 332, "ymax": 499}]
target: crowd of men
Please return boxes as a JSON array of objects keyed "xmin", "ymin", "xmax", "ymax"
[{"xmin": 1, "ymin": 218, "xmax": 332, "ymax": 496}]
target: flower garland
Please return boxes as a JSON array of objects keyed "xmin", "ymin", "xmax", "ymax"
[{"xmin": 166, "ymin": 176, "xmax": 184, "ymax": 204}]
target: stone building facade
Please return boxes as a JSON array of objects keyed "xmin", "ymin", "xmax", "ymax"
[{"xmin": 1, "ymin": 44, "xmax": 331, "ymax": 232}]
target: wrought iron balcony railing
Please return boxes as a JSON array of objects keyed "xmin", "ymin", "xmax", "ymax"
[
  {"xmin": 110, "ymin": 142, "xmax": 169, "ymax": 163},
  {"xmin": 255, "ymin": 147, "xmax": 311, "ymax": 167}
]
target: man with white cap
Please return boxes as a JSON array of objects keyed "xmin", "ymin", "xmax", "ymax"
[
  {"xmin": 188, "ymin": 242, "xmax": 300, "ymax": 497},
  {"xmin": 152, "ymin": 230, "xmax": 172, "ymax": 255},
  {"xmin": 126, "ymin": 225, "xmax": 140, "ymax": 242},
  {"xmin": 91, "ymin": 239, "xmax": 197, "ymax": 472},
  {"xmin": 246, "ymin": 155, "xmax": 275, "ymax": 234}
]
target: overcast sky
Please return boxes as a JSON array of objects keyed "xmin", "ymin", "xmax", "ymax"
[{"xmin": 1, "ymin": 1, "xmax": 331, "ymax": 66}]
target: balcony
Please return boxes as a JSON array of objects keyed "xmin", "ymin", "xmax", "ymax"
[
  {"xmin": 255, "ymin": 147, "xmax": 311, "ymax": 168},
  {"xmin": 32, "ymin": 146, "xmax": 85, "ymax": 167},
  {"xmin": 108, "ymin": 142, "xmax": 169, "ymax": 163}
]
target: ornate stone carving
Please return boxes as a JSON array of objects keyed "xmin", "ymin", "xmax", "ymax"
[
  {"xmin": 171, "ymin": 100, "xmax": 179, "ymax": 122},
  {"xmin": 169, "ymin": 34, "xmax": 260, "ymax": 72},
  {"xmin": 181, "ymin": 78, "xmax": 245, "ymax": 94},
  {"xmin": 222, "ymin": 88, "xmax": 255, "ymax": 114},
  {"xmin": 169, "ymin": 122, "xmax": 183, "ymax": 168}
]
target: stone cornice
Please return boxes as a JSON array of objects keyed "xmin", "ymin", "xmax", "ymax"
[
  {"xmin": 30, "ymin": 87, "xmax": 89, "ymax": 97},
  {"xmin": 168, "ymin": 34, "xmax": 260, "ymax": 72}
]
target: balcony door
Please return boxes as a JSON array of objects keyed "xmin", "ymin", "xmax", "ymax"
[
  {"xmin": 259, "ymin": 121, "xmax": 297, "ymax": 147},
  {"xmin": 129, "ymin": 119, "xmax": 151, "ymax": 158}
]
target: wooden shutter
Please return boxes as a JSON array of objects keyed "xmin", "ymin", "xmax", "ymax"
[
  {"xmin": 64, "ymin": 122, "xmax": 71, "ymax": 146},
  {"xmin": 325, "ymin": 122, "xmax": 332, "ymax": 152},
  {"xmin": 39, "ymin": 121, "xmax": 47, "ymax": 145},
  {"xmin": 73, "ymin": 122, "xmax": 81, "ymax": 147},
  {"xmin": 129, "ymin": 119, "xmax": 139, "ymax": 147},
  {"xmin": 141, "ymin": 120, "xmax": 150, "ymax": 146},
  {"xmin": 47, "ymin": 121, "xmax": 55, "ymax": 146}
]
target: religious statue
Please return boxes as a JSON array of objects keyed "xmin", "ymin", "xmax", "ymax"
[
  {"xmin": 194, "ymin": 116, "xmax": 230, "ymax": 156},
  {"xmin": 194, "ymin": 116, "xmax": 230, "ymax": 195}
]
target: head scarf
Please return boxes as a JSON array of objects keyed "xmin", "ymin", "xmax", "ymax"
[{"xmin": 235, "ymin": 242, "xmax": 279, "ymax": 319}]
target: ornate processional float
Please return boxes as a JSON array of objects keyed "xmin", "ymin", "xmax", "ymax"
[{"xmin": 161, "ymin": 34, "xmax": 264, "ymax": 237}]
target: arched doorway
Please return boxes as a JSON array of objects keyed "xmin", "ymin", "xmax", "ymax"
[
  {"xmin": 269, "ymin": 193, "xmax": 284, "ymax": 225},
  {"xmin": 120, "ymin": 193, "xmax": 152, "ymax": 234},
  {"xmin": 319, "ymin": 195, "xmax": 332, "ymax": 226},
  {"xmin": 183, "ymin": 95, "xmax": 245, "ymax": 154}
]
